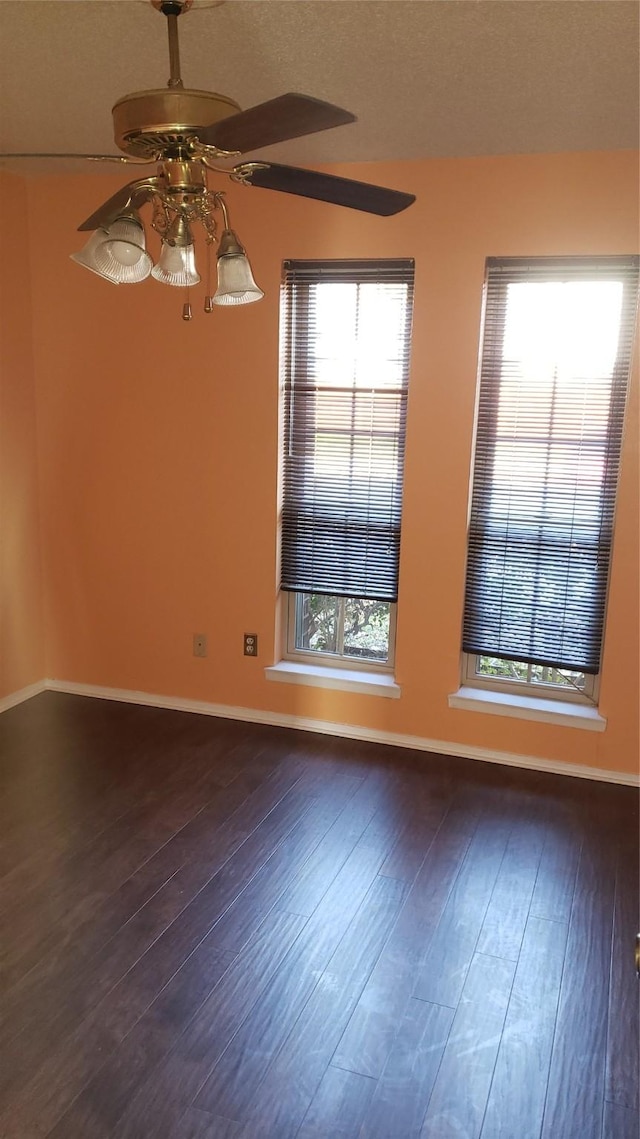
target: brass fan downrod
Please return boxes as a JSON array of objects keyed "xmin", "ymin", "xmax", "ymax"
[
  {"xmin": 152, "ymin": 0, "xmax": 193, "ymax": 89},
  {"xmin": 167, "ymin": 16, "xmax": 183, "ymax": 89}
]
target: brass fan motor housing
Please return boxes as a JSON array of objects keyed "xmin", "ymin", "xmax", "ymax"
[{"xmin": 112, "ymin": 88, "xmax": 241, "ymax": 157}]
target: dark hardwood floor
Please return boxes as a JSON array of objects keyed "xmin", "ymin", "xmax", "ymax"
[{"xmin": 0, "ymin": 691, "xmax": 637, "ymax": 1139}]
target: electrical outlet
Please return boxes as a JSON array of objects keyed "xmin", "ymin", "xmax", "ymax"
[
  {"xmin": 193, "ymin": 633, "xmax": 207, "ymax": 658},
  {"xmin": 243, "ymin": 633, "xmax": 258, "ymax": 657}
]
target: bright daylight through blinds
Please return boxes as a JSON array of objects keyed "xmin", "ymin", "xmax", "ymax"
[
  {"xmin": 280, "ymin": 260, "xmax": 414, "ymax": 602},
  {"xmin": 463, "ymin": 256, "xmax": 639, "ymax": 673}
]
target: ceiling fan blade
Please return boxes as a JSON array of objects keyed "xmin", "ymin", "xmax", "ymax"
[
  {"xmin": 78, "ymin": 177, "xmax": 161, "ymax": 231},
  {"xmin": 0, "ymin": 153, "xmax": 149, "ymax": 164},
  {"xmin": 198, "ymin": 93, "xmax": 355, "ymax": 154},
  {"xmin": 236, "ymin": 162, "xmax": 415, "ymax": 216}
]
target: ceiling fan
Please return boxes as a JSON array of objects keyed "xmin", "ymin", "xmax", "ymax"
[{"xmin": 2, "ymin": 0, "xmax": 415, "ymax": 315}]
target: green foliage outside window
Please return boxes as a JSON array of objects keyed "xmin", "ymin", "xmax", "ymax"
[
  {"xmin": 477, "ymin": 656, "xmax": 586, "ymax": 689},
  {"xmin": 296, "ymin": 593, "xmax": 390, "ymax": 662}
]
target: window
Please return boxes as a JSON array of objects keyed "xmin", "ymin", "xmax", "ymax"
[
  {"xmin": 288, "ymin": 593, "xmax": 395, "ymax": 667},
  {"xmin": 466, "ymin": 655, "xmax": 595, "ymax": 704},
  {"xmin": 462, "ymin": 256, "xmax": 639, "ymax": 702},
  {"xmin": 279, "ymin": 259, "xmax": 414, "ymax": 671}
]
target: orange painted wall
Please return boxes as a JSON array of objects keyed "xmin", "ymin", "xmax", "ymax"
[
  {"xmin": 25, "ymin": 150, "xmax": 639, "ymax": 774},
  {"xmin": 0, "ymin": 173, "xmax": 44, "ymax": 699}
]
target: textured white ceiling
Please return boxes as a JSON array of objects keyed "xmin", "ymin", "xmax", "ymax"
[{"xmin": 0, "ymin": 0, "xmax": 638, "ymax": 174}]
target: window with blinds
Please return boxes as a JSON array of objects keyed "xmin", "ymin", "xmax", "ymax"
[
  {"xmin": 280, "ymin": 260, "xmax": 414, "ymax": 617},
  {"xmin": 462, "ymin": 256, "xmax": 639, "ymax": 684}
]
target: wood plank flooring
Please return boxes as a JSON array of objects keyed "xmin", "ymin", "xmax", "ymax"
[{"xmin": 0, "ymin": 691, "xmax": 637, "ymax": 1139}]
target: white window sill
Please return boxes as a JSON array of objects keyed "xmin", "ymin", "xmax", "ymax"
[
  {"xmin": 265, "ymin": 660, "xmax": 401, "ymax": 698},
  {"xmin": 448, "ymin": 685, "xmax": 606, "ymax": 732}
]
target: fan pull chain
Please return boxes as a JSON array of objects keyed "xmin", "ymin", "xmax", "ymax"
[
  {"xmin": 182, "ymin": 284, "xmax": 192, "ymax": 321},
  {"xmin": 204, "ymin": 241, "xmax": 214, "ymax": 312}
]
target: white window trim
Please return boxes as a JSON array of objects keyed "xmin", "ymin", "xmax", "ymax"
[
  {"xmin": 265, "ymin": 659, "xmax": 401, "ymax": 698},
  {"xmin": 448, "ymin": 684, "xmax": 605, "ymax": 731},
  {"xmin": 462, "ymin": 652, "xmax": 598, "ymax": 705},
  {"xmin": 285, "ymin": 592, "xmax": 398, "ymax": 675}
]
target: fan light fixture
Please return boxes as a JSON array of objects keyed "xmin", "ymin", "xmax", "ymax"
[
  {"xmin": 71, "ymin": 184, "xmax": 261, "ymax": 310},
  {"xmin": 93, "ymin": 213, "xmax": 153, "ymax": 283},
  {"xmin": 152, "ymin": 216, "xmax": 200, "ymax": 286},
  {"xmin": 152, "ymin": 241, "xmax": 200, "ymax": 287},
  {"xmin": 60, "ymin": 0, "xmax": 415, "ymax": 318},
  {"xmin": 213, "ymin": 228, "xmax": 264, "ymax": 306},
  {"xmin": 70, "ymin": 228, "xmax": 118, "ymax": 283}
]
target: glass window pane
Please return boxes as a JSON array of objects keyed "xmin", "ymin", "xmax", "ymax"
[
  {"xmin": 503, "ymin": 281, "xmax": 623, "ymax": 382},
  {"xmin": 476, "ymin": 655, "xmax": 586, "ymax": 690},
  {"xmin": 295, "ymin": 593, "xmax": 339, "ymax": 654},
  {"xmin": 311, "ymin": 281, "xmax": 410, "ymax": 390},
  {"xmin": 343, "ymin": 598, "xmax": 390, "ymax": 662},
  {"xmin": 293, "ymin": 593, "xmax": 391, "ymax": 664},
  {"xmin": 477, "ymin": 656, "xmax": 529, "ymax": 682}
]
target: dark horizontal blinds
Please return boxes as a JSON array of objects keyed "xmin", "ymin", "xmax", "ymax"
[
  {"xmin": 463, "ymin": 255, "xmax": 639, "ymax": 673},
  {"xmin": 280, "ymin": 259, "xmax": 414, "ymax": 602}
]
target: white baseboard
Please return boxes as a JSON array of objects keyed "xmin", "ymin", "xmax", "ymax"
[
  {"xmin": 0, "ymin": 680, "xmax": 47, "ymax": 714},
  {"xmin": 41, "ymin": 678, "xmax": 639, "ymax": 787}
]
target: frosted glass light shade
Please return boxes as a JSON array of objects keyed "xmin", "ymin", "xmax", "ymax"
[
  {"xmin": 151, "ymin": 242, "xmax": 200, "ymax": 287},
  {"xmin": 94, "ymin": 216, "xmax": 151, "ymax": 283},
  {"xmin": 70, "ymin": 228, "xmax": 118, "ymax": 283},
  {"xmin": 212, "ymin": 253, "xmax": 264, "ymax": 306}
]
